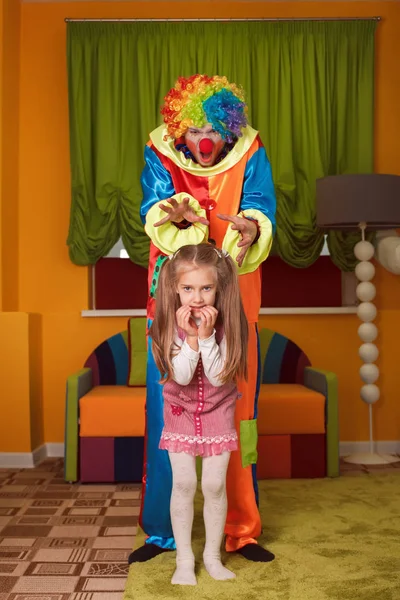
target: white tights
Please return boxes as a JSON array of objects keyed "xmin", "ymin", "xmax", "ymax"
[{"xmin": 168, "ymin": 451, "xmax": 235, "ymax": 586}]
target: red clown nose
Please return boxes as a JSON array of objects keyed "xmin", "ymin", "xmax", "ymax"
[{"xmin": 199, "ymin": 138, "xmax": 214, "ymax": 154}]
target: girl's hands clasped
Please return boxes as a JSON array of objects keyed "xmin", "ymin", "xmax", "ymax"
[
  {"xmin": 176, "ymin": 305, "xmax": 219, "ymax": 344},
  {"xmin": 176, "ymin": 306, "xmax": 198, "ymax": 338},
  {"xmin": 198, "ymin": 306, "xmax": 218, "ymax": 340}
]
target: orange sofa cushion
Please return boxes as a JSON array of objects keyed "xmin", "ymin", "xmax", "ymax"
[
  {"xmin": 79, "ymin": 383, "xmax": 324, "ymax": 437},
  {"xmin": 257, "ymin": 384, "xmax": 325, "ymax": 435},
  {"xmin": 79, "ymin": 386, "xmax": 146, "ymax": 437}
]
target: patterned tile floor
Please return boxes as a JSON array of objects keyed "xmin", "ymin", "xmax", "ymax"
[
  {"xmin": 0, "ymin": 456, "xmax": 399, "ymax": 599},
  {"xmin": 0, "ymin": 459, "xmax": 140, "ymax": 600}
]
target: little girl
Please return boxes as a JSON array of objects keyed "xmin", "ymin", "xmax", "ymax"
[{"xmin": 149, "ymin": 243, "xmax": 248, "ymax": 586}]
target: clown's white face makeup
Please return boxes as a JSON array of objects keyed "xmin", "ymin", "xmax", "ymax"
[{"xmin": 184, "ymin": 124, "xmax": 225, "ymax": 167}]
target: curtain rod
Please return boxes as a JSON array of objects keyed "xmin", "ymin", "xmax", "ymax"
[{"xmin": 65, "ymin": 17, "xmax": 381, "ymax": 23}]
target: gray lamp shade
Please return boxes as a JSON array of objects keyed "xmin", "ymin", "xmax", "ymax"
[{"xmin": 316, "ymin": 174, "xmax": 400, "ymax": 230}]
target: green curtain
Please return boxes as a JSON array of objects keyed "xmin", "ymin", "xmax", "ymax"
[{"xmin": 66, "ymin": 20, "xmax": 376, "ymax": 270}]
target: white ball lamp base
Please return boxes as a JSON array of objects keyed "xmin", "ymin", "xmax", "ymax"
[
  {"xmin": 343, "ymin": 223, "xmax": 399, "ymax": 466},
  {"xmin": 343, "ymin": 454, "xmax": 398, "ymax": 465},
  {"xmin": 343, "ymin": 406, "xmax": 399, "ymax": 464}
]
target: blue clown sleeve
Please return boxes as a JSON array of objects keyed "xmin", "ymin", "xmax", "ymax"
[
  {"xmin": 139, "ymin": 145, "xmax": 176, "ymax": 225},
  {"xmin": 240, "ymin": 144, "xmax": 277, "ymax": 234}
]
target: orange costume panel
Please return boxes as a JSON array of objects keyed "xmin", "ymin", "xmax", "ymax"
[{"xmin": 139, "ymin": 125, "xmax": 276, "ymax": 551}]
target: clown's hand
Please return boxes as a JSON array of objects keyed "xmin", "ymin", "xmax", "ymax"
[
  {"xmin": 154, "ymin": 197, "xmax": 209, "ymax": 227},
  {"xmin": 217, "ymin": 213, "xmax": 258, "ymax": 267}
]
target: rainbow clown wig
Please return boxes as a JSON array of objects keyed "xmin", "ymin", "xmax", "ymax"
[{"xmin": 161, "ymin": 74, "xmax": 248, "ymax": 142}]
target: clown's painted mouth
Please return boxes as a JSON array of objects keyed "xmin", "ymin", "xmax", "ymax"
[{"xmin": 200, "ymin": 152, "xmax": 212, "ymax": 162}]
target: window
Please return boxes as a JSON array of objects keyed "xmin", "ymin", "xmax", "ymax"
[{"xmin": 90, "ymin": 237, "xmax": 356, "ymax": 310}]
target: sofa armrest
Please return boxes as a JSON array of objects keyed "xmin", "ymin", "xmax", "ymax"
[
  {"xmin": 304, "ymin": 367, "xmax": 339, "ymax": 478},
  {"xmin": 64, "ymin": 368, "xmax": 93, "ymax": 482}
]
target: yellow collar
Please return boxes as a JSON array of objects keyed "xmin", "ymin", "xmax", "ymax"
[{"xmin": 149, "ymin": 125, "xmax": 259, "ymax": 177}]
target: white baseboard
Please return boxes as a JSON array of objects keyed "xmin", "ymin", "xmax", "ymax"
[
  {"xmin": 45, "ymin": 443, "xmax": 65, "ymax": 458},
  {"xmin": 0, "ymin": 452, "xmax": 37, "ymax": 469},
  {"xmin": 1, "ymin": 441, "xmax": 399, "ymax": 469},
  {"xmin": 0, "ymin": 442, "xmax": 65, "ymax": 468},
  {"xmin": 32, "ymin": 444, "xmax": 47, "ymax": 466},
  {"xmin": 340, "ymin": 440, "xmax": 400, "ymax": 456}
]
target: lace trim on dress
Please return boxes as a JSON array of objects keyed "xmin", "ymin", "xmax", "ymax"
[
  {"xmin": 160, "ymin": 432, "xmax": 237, "ymax": 445},
  {"xmin": 159, "ymin": 435, "xmax": 238, "ymax": 457}
]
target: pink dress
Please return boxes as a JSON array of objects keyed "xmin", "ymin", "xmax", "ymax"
[{"xmin": 159, "ymin": 329, "xmax": 239, "ymax": 457}]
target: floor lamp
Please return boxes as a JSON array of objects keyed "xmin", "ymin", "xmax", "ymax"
[{"xmin": 316, "ymin": 174, "xmax": 400, "ymax": 465}]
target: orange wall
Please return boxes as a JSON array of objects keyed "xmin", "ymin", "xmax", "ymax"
[
  {"xmin": 0, "ymin": 312, "xmax": 32, "ymax": 452},
  {"xmin": 13, "ymin": 2, "xmax": 400, "ymax": 449},
  {"xmin": 1, "ymin": 0, "xmax": 20, "ymax": 311},
  {"xmin": 29, "ymin": 313, "xmax": 44, "ymax": 450},
  {"xmin": 0, "ymin": 1, "xmax": 3, "ymax": 308},
  {"xmin": 0, "ymin": 311, "xmax": 45, "ymax": 453},
  {"xmin": 0, "ymin": 0, "xmax": 27, "ymax": 453}
]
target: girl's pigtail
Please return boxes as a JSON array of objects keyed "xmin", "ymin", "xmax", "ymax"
[
  {"xmin": 217, "ymin": 254, "xmax": 248, "ymax": 383},
  {"xmin": 149, "ymin": 258, "xmax": 178, "ymax": 383}
]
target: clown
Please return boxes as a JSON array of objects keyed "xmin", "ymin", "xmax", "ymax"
[{"xmin": 129, "ymin": 75, "xmax": 276, "ymax": 564}]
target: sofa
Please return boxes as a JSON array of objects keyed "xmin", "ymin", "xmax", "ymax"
[{"xmin": 64, "ymin": 317, "xmax": 339, "ymax": 483}]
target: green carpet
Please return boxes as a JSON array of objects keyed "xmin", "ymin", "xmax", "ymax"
[{"xmin": 124, "ymin": 475, "xmax": 400, "ymax": 600}]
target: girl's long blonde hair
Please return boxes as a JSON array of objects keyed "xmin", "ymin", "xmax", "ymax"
[{"xmin": 150, "ymin": 243, "xmax": 248, "ymax": 384}]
